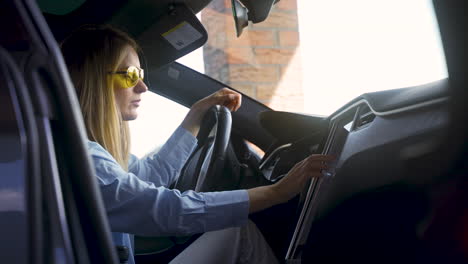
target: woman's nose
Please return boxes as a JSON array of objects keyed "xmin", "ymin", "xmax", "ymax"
[{"xmin": 134, "ymin": 79, "xmax": 148, "ymax": 93}]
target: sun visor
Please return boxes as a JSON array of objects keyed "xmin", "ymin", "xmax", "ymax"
[{"xmin": 134, "ymin": 4, "xmax": 207, "ymax": 69}]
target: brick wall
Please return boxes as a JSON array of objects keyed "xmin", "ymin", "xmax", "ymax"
[{"xmin": 201, "ymin": 0, "xmax": 303, "ymax": 112}]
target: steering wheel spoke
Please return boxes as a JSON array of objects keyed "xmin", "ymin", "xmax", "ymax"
[{"xmin": 175, "ymin": 105, "xmax": 232, "ymax": 192}]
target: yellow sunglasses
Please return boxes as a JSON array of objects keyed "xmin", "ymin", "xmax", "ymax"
[{"xmin": 108, "ymin": 66, "xmax": 144, "ymax": 89}]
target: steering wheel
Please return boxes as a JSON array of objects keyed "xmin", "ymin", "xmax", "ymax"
[{"xmin": 174, "ymin": 105, "xmax": 232, "ymax": 192}]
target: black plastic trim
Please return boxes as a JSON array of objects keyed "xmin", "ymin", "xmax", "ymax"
[{"xmin": 0, "ymin": 46, "xmax": 42, "ymax": 264}]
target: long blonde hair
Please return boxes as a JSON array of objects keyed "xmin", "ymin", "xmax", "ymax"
[{"xmin": 61, "ymin": 25, "xmax": 141, "ymax": 170}]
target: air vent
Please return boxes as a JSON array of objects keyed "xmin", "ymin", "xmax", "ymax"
[
  {"xmin": 350, "ymin": 104, "xmax": 375, "ymax": 131},
  {"xmin": 357, "ymin": 111, "xmax": 376, "ymax": 128}
]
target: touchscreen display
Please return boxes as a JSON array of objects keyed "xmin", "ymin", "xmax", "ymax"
[{"xmin": 286, "ymin": 107, "xmax": 357, "ymax": 261}]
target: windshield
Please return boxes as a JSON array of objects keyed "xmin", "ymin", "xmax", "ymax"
[{"xmin": 179, "ymin": 0, "xmax": 447, "ymax": 116}]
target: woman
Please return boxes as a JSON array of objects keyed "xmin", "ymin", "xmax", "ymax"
[{"xmin": 60, "ymin": 25, "xmax": 333, "ymax": 264}]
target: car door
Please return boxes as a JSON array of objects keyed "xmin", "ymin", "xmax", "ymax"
[{"xmin": 0, "ymin": 0, "xmax": 119, "ymax": 263}]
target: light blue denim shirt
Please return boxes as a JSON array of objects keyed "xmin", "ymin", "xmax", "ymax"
[{"xmin": 87, "ymin": 126, "xmax": 250, "ymax": 264}]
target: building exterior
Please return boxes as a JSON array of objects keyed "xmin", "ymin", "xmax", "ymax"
[{"xmin": 201, "ymin": 0, "xmax": 304, "ymax": 112}]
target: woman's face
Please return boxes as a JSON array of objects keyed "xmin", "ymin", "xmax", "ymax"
[{"xmin": 113, "ymin": 46, "xmax": 148, "ymax": 121}]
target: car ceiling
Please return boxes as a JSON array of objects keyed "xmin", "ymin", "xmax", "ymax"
[{"xmin": 43, "ymin": 0, "xmax": 196, "ymax": 41}]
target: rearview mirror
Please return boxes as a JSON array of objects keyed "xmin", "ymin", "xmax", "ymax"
[{"xmin": 231, "ymin": 0, "xmax": 278, "ymax": 36}]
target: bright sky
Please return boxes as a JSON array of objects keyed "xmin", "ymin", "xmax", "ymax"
[
  {"xmin": 130, "ymin": 0, "xmax": 448, "ymax": 157},
  {"xmin": 298, "ymin": 0, "xmax": 447, "ymax": 116}
]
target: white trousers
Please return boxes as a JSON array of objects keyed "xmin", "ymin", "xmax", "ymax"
[{"xmin": 169, "ymin": 220, "xmax": 279, "ymax": 264}]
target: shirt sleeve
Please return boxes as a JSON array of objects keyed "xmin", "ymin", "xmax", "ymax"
[
  {"xmin": 88, "ymin": 141, "xmax": 250, "ymax": 237},
  {"xmin": 128, "ymin": 126, "xmax": 197, "ymax": 187}
]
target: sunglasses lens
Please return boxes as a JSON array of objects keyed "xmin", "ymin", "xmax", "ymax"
[
  {"xmin": 113, "ymin": 75, "xmax": 130, "ymax": 88},
  {"xmin": 126, "ymin": 66, "xmax": 143, "ymax": 87},
  {"xmin": 127, "ymin": 67, "xmax": 138, "ymax": 86}
]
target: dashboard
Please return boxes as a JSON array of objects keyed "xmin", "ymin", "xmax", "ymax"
[{"xmin": 257, "ymin": 79, "xmax": 450, "ymax": 262}]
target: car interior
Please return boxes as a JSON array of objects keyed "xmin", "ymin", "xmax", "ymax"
[{"xmin": 0, "ymin": 0, "xmax": 467, "ymax": 263}]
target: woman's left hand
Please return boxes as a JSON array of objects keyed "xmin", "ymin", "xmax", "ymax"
[{"xmin": 181, "ymin": 88, "xmax": 242, "ymax": 136}]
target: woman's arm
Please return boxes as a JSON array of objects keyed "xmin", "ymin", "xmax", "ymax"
[
  {"xmin": 128, "ymin": 126, "xmax": 197, "ymax": 187},
  {"xmin": 90, "ymin": 142, "xmax": 249, "ymax": 236}
]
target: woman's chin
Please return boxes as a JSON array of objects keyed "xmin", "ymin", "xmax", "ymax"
[{"xmin": 122, "ymin": 112, "xmax": 138, "ymax": 121}]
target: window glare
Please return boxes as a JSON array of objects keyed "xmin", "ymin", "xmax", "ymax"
[
  {"xmin": 129, "ymin": 92, "xmax": 188, "ymax": 158},
  {"xmin": 176, "ymin": 46, "xmax": 205, "ymax": 74},
  {"xmin": 299, "ymin": 0, "xmax": 448, "ymax": 116}
]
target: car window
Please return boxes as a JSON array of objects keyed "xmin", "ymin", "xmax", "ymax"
[
  {"xmin": 129, "ymin": 91, "xmax": 189, "ymax": 158},
  {"xmin": 179, "ymin": 0, "xmax": 447, "ymax": 116}
]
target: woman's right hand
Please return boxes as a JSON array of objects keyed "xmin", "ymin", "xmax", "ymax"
[
  {"xmin": 247, "ymin": 154, "xmax": 335, "ymax": 213},
  {"xmin": 270, "ymin": 154, "xmax": 335, "ymax": 203}
]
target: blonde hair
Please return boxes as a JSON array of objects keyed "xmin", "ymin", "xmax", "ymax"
[{"xmin": 61, "ymin": 25, "xmax": 141, "ymax": 170}]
